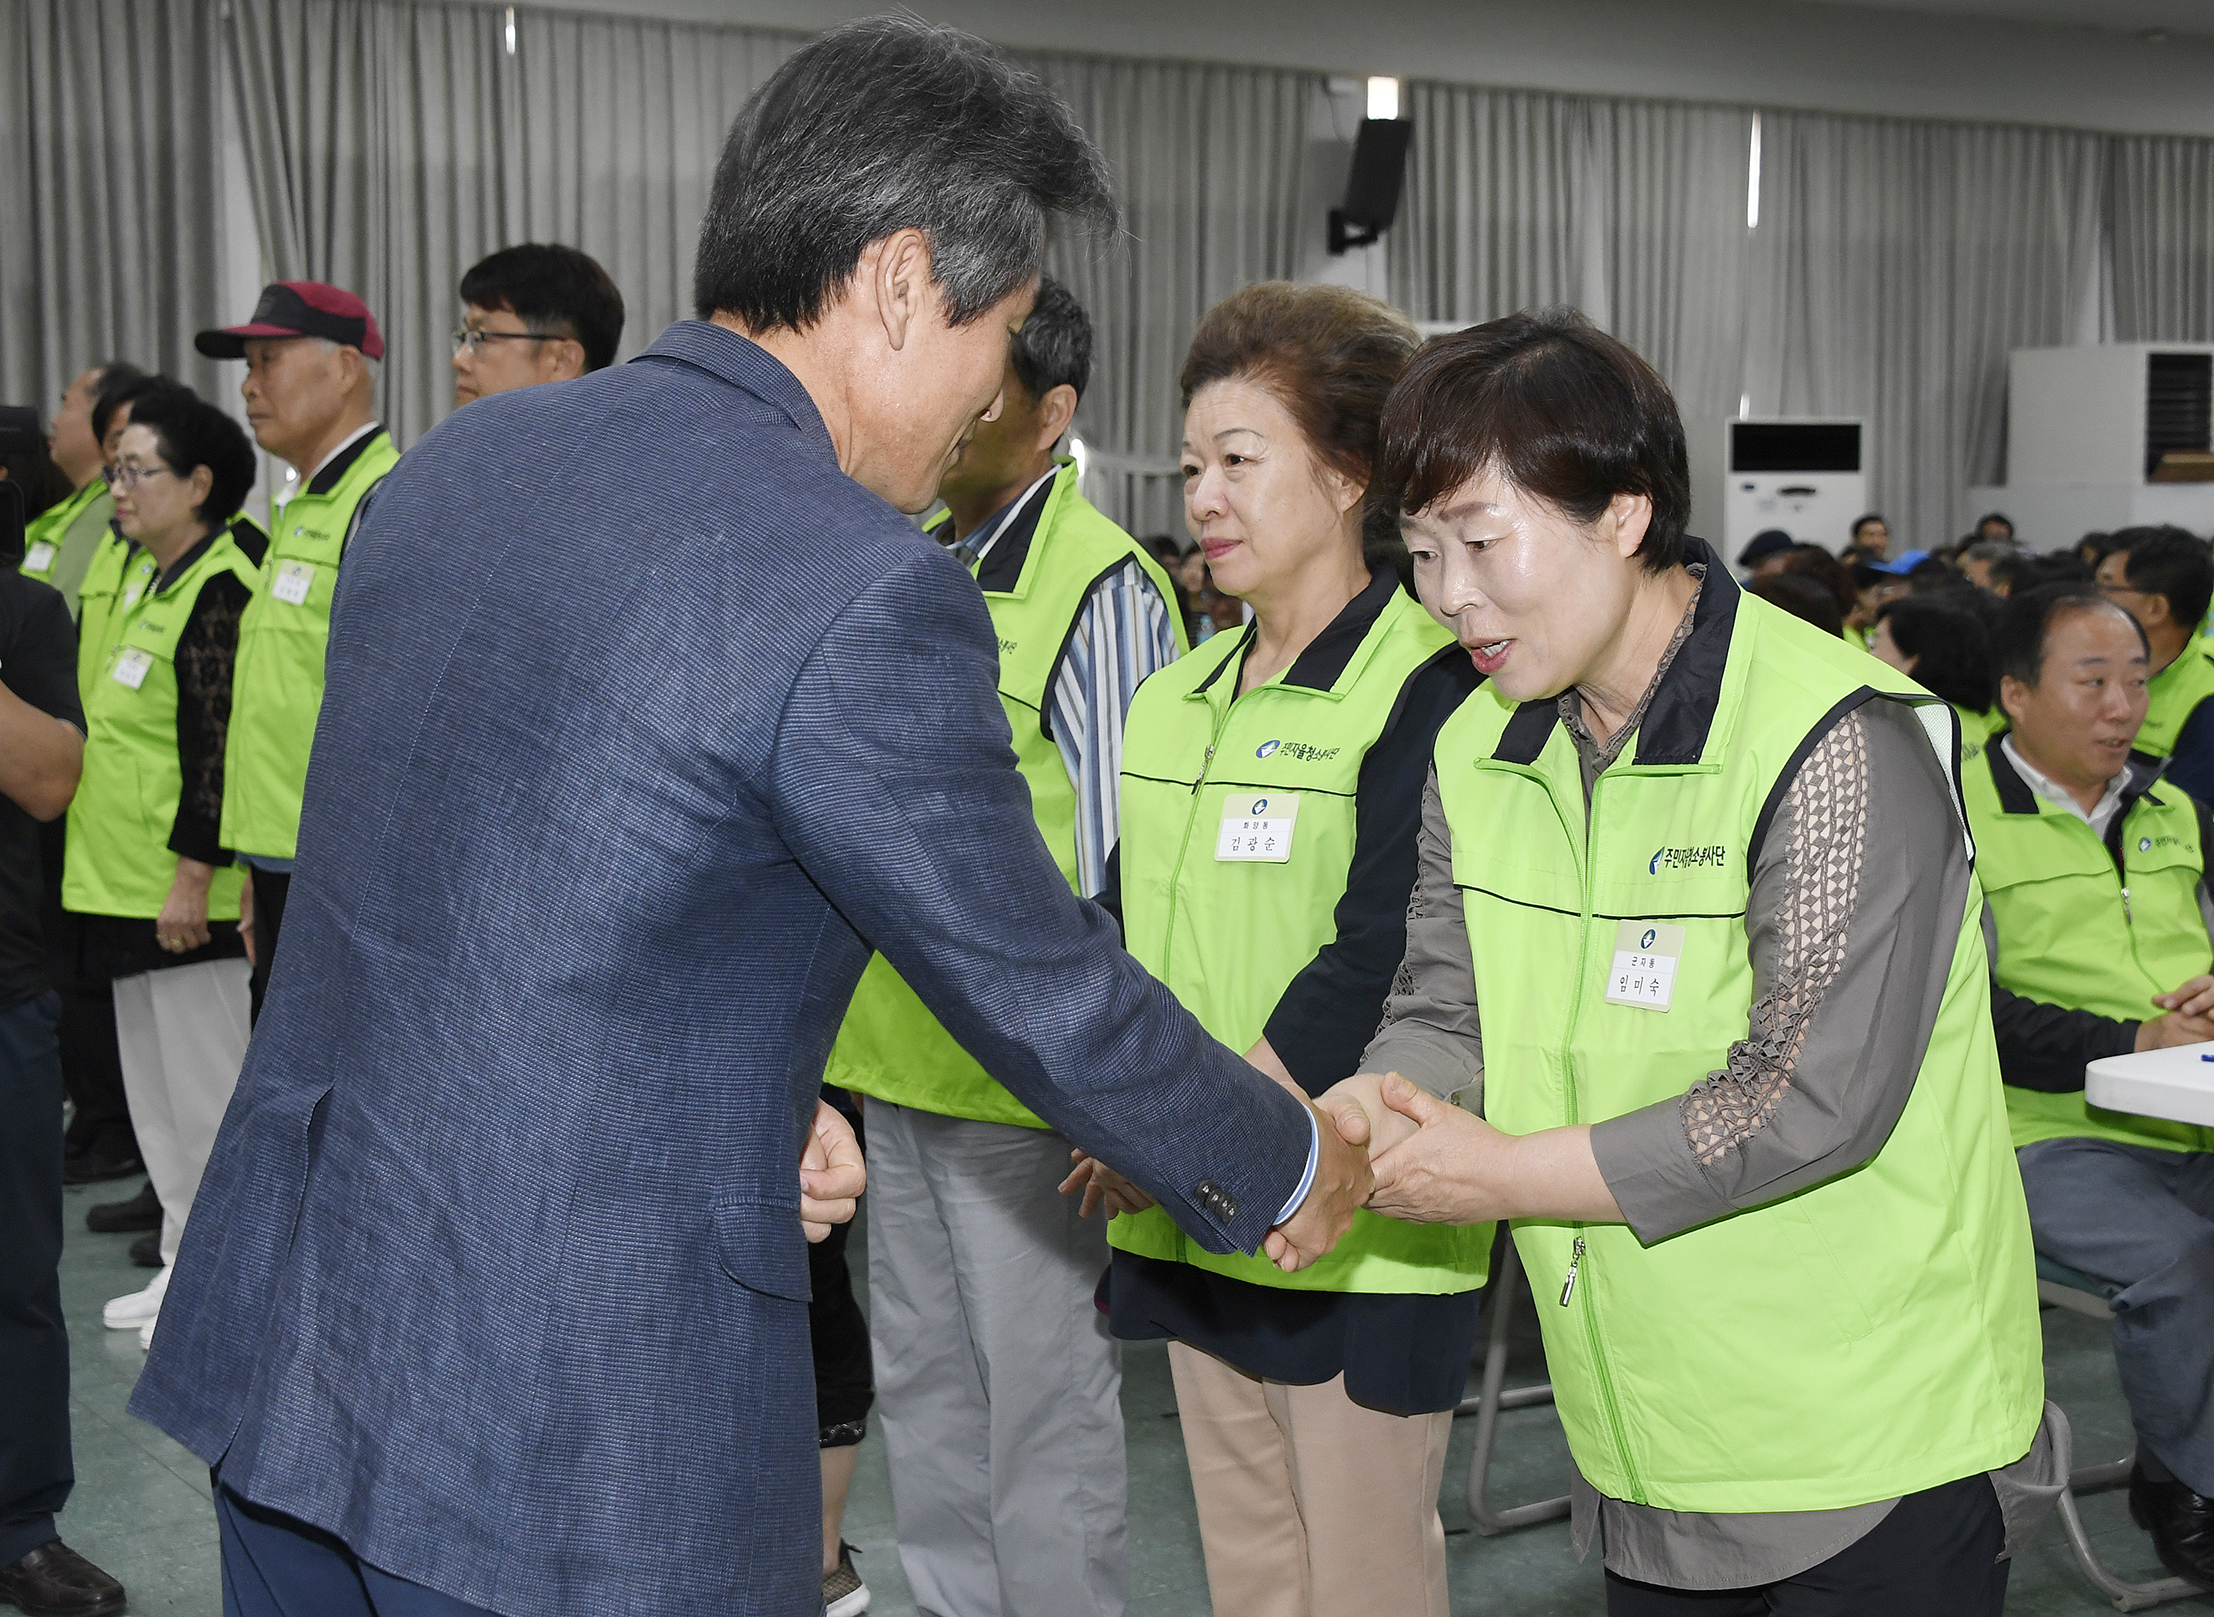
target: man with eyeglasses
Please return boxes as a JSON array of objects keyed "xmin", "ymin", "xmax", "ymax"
[
  {"xmin": 452, "ymin": 244, "xmax": 625, "ymax": 409},
  {"xmin": 195, "ymin": 283, "xmax": 397, "ymax": 1019},
  {"xmin": 2095, "ymin": 526, "xmax": 2214, "ymax": 802}
]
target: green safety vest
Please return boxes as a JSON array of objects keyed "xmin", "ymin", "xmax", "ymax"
[
  {"xmin": 825, "ymin": 459, "xmax": 1188, "ymax": 1127},
  {"xmin": 64, "ymin": 523, "xmax": 264, "ymax": 920},
  {"xmin": 2134, "ymin": 643, "xmax": 2214, "ymax": 761},
  {"xmin": 1956, "ymin": 703, "xmax": 1995, "ymax": 766},
  {"xmin": 18, "ymin": 480, "xmax": 114, "ymax": 615},
  {"xmin": 74, "ymin": 532, "xmax": 159, "ymax": 705},
  {"xmin": 1438, "ymin": 570, "xmax": 2041, "ymax": 1512},
  {"xmin": 219, "ymin": 430, "xmax": 398, "ymax": 860},
  {"xmin": 1967, "ymin": 736, "xmax": 2214, "ymax": 1156},
  {"xmin": 1106, "ymin": 579, "xmax": 1494, "ymax": 1296}
]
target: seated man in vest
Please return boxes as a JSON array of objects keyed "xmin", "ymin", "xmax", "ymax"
[
  {"xmin": 2095, "ymin": 527, "xmax": 2214, "ymax": 801},
  {"xmin": 1971, "ymin": 582, "xmax": 2214, "ymax": 1591},
  {"xmin": 822, "ymin": 277, "xmax": 1187, "ymax": 1617},
  {"xmin": 451, "ymin": 243, "xmax": 626, "ymax": 409},
  {"xmin": 194, "ymin": 283, "xmax": 399, "ymax": 1017}
]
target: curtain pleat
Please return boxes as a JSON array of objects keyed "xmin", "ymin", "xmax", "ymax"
[{"xmin": 2111, "ymin": 136, "xmax": 2214, "ymax": 344}]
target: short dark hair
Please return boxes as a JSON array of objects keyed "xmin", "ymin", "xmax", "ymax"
[
  {"xmin": 459, "ymin": 243, "xmax": 626, "ymax": 372},
  {"xmin": 1007, "ymin": 276, "xmax": 1091, "ymax": 404},
  {"xmin": 1748, "ymin": 573, "xmax": 1842, "ymax": 638},
  {"xmin": 1374, "ymin": 307, "xmax": 1690, "ymax": 575},
  {"xmin": 89, "ymin": 365, "xmax": 159, "ymax": 444},
  {"xmin": 1776, "ymin": 544, "xmax": 1857, "ymax": 616},
  {"xmin": 1994, "ymin": 584, "xmax": 2148, "ymax": 690},
  {"xmin": 1977, "ymin": 511, "xmax": 2015, "ymax": 538},
  {"xmin": 1851, "ymin": 512, "xmax": 1887, "ymax": 538},
  {"xmin": 1875, "ymin": 593, "xmax": 1993, "ymax": 711},
  {"xmin": 122, "ymin": 388, "xmax": 257, "ymax": 526},
  {"xmin": 693, "ymin": 18, "xmax": 1115, "ymax": 331},
  {"xmin": 2109, "ymin": 525, "xmax": 2214, "ymax": 631}
]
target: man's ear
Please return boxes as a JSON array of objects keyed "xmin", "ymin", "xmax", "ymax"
[
  {"xmin": 1034, "ymin": 383, "xmax": 1078, "ymax": 455},
  {"xmin": 869, "ymin": 228, "xmax": 933, "ymax": 354},
  {"xmin": 1998, "ymin": 673, "xmax": 2029, "ymax": 727},
  {"xmin": 2145, "ymin": 592, "xmax": 2178, "ymax": 630},
  {"xmin": 549, "ymin": 337, "xmax": 588, "ymax": 383}
]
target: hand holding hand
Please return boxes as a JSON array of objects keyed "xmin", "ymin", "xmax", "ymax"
[
  {"xmin": 799, "ymin": 1099, "xmax": 867, "ymax": 1242},
  {"xmin": 2134, "ymin": 1004, "xmax": 2214, "ymax": 1051},
  {"xmin": 1365, "ymin": 1074, "xmax": 1621, "ymax": 1226},
  {"xmin": 2151, "ymin": 975, "xmax": 2214, "ymax": 1024},
  {"xmin": 1316, "ymin": 1072, "xmax": 1424, "ymax": 1158},
  {"xmin": 1262, "ymin": 1098, "xmax": 1372, "ymax": 1273},
  {"xmin": 1058, "ymin": 1151, "xmax": 1156, "ymax": 1219}
]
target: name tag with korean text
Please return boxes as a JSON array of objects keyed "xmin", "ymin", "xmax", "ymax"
[
  {"xmin": 1215, "ymin": 793, "xmax": 1300, "ymax": 863},
  {"xmin": 111, "ymin": 648, "xmax": 153, "ymax": 690},
  {"xmin": 1605, "ymin": 921, "xmax": 1685, "ymax": 1011},
  {"xmin": 272, "ymin": 560, "xmax": 316, "ymax": 606},
  {"xmin": 23, "ymin": 541, "xmax": 55, "ymax": 573}
]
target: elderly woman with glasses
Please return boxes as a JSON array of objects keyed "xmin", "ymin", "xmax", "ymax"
[{"xmin": 63, "ymin": 388, "xmax": 265, "ymax": 1352}]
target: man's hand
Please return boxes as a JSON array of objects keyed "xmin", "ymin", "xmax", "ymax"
[
  {"xmin": 1058, "ymin": 1151, "xmax": 1156, "ymax": 1219},
  {"xmin": 157, "ymin": 858, "xmax": 215, "ymax": 954},
  {"xmin": 799, "ymin": 1099, "xmax": 867, "ymax": 1242},
  {"xmin": 1317, "ymin": 1072, "xmax": 1424, "ymax": 1158},
  {"xmin": 2150, "ymin": 975, "xmax": 2214, "ymax": 1025},
  {"xmin": 2134, "ymin": 1005, "xmax": 2214, "ymax": 1051},
  {"xmin": 1261, "ymin": 1097, "xmax": 1373, "ymax": 1273},
  {"xmin": 1366, "ymin": 1074, "xmax": 1621, "ymax": 1226}
]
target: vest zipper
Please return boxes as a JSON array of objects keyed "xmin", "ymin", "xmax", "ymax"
[{"xmin": 1559, "ymin": 1235, "xmax": 1585, "ymax": 1305}]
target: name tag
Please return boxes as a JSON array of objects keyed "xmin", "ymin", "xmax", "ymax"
[
  {"xmin": 111, "ymin": 648, "xmax": 154, "ymax": 690},
  {"xmin": 1604, "ymin": 920, "xmax": 1685, "ymax": 1011},
  {"xmin": 1215, "ymin": 793, "xmax": 1299, "ymax": 863},
  {"xmin": 122, "ymin": 580, "xmax": 149, "ymax": 610},
  {"xmin": 272, "ymin": 560, "xmax": 316, "ymax": 606},
  {"xmin": 23, "ymin": 540, "xmax": 55, "ymax": 573}
]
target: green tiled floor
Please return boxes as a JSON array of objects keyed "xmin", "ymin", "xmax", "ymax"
[{"xmin": 51, "ymin": 1180, "xmax": 2207, "ymax": 1615}]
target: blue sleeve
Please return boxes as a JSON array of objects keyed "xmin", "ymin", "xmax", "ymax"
[
  {"xmin": 768, "ymin": 548, "xmax": 1312, "ymax": 1254},
  {"xmin": 2162, "ymin": 697, "xmax": 2214, "ymax": 804}
]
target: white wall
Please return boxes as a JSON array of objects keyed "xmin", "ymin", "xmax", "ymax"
[{"xmin": 521, "ymin": 0, "xmax": 2214, "ymax": 138}]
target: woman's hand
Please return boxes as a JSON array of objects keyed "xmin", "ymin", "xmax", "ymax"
[
  {"xmin": 1059, "ymin": 1151, "xmax": 1156, "ymax": 1219},
  {"xmin": 157, "ymin": 858, "xmax": 216, "ymax": 955}
]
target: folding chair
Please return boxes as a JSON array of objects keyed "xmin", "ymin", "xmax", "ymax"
[
  {"xmin": 2037, "ymin": 1253, "xmax": 2202, "ymax": 1612},
  {"xmin": 1454, "ymin": 1228, "xmax": 1571, "ymax": 1534}
]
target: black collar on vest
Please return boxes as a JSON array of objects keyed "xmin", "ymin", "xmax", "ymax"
[
  {"xmin": 1490, "ymin": 538, "xmax": 1734, "ymax": 765},
  {"xmin": 1190, "ymin": 565, "xmax": 1401, "ymax": 697},
  {"xmin": 303, "ymin": 425, "xmax": 386, "ymax": 498},
  {"xmin": 1984, "ymin": 727, "xmax": 2169, "ymax": 818},
  {"xmin": 967, "ymin": 470, "xmax": 1059, "ymax": 592}
]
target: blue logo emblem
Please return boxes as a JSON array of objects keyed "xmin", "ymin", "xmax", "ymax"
[
  {"xmin": 1256, "ymin": 740, "xmax": 1281, "ymax": 759},
  {"xmin": 1640, "ymin": 928, "xmax": 1656, "ymax": 950},
  {"xmin": 2142, "ymin": 837, "xmax": 2154, "ymax": 852},
  {"xmin": 1649, "ymin": 849, "xmax": 1664, "ymax": 874},
  {"xmin": 1251, "ymin": 798, "xmax": 1269, "ymax": 814}
]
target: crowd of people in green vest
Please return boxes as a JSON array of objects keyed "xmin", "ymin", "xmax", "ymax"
[{"xmin": 9, "ymin": 253, "xmax": 2214, "ymax": 1617}]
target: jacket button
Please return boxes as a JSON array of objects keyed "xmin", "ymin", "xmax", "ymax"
[{"xmin": 1195, "ymin": 1180, "xmax": 1237, "ymax": 1221}]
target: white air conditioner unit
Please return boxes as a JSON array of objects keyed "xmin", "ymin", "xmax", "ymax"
[{"xmin": 1688, "ymin": 418, "xmax": 1867, "ymax": 560}]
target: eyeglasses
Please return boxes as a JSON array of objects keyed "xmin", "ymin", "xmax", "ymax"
[
  {"xmin": 452, "ymin": 328, "xmax": 554, "ymax": 356},
  {"xmin": 103, "ymin": 462, "xmax": 173, "ymax": 490}
]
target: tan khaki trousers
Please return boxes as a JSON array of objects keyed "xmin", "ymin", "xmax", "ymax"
[{"xmin": 1168, "ymin": 1340, "xmax": 1454, "ymax": 1617}]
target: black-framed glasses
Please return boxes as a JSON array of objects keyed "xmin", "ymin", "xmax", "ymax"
[{"xmin": 452, "ymin": 328, "xmax": 554, "ymax": 356}]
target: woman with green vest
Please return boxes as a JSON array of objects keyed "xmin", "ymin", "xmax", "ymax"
[
  {"xmin": 62, "ymin": 390, "xmax": 265, "ymax": 1353},
  {"xmin": 1325, "ymin": 309, "xmax": 2047, "ymax": 1615},
  {"xmin": 1870, "ymin": 592, "xmax": 1998, "ymax": 763},
  {"xmin": 1066, "ymin": 283, "xmax": 1486, "ymax": 1617}
]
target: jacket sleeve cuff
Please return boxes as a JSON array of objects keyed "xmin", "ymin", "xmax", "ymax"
[{"xmin": 1590, "ymin": 1098, "xmax": 1735, "ymax": 1245}]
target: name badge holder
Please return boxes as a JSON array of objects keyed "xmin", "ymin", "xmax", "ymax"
[
  {"xmin": 1604, "ymin": 921, "xmax": 1685, "ymax": 1011},
  {"xmin": 1215, "ymin": 793, "xmax": 1300, "ymax": 863},
  {"xmin": 22, "ymin": 541, "xmax": 56, "ymax": 573},
  {"xmin": 272, "ymin": 560, "xmax": 316, "ymax": 606},
  {"xmin": 111, "ymin": 648, "xmax": 154, "ymax": 690}
]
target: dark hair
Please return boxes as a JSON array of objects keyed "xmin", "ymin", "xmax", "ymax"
[
  {"xmin": 1005, "ymin": 275, "xmax": 1091, "ymax": 405},
  {"xmin": 1373, "ymin": 307, "xmax": 1690, "ymax": 575},
  {"xmin": 2, "ymin": 438, "xmax": 73, "ymax": 520},
  {"xmin": 122, "ymin": 388, "xmax": 257, "ymax": 526},
  {"xmin": 2109, "ymin": 525, "xmax": 2214, "ymax": 631},
  {"xmin": 88, "ymin": 364, "xmax": 159, "ymax": 444},
  {"xmin": 1907, "ymin": 555, "xmax": 1961, "ymax": 595},
  {"xmin": 1776, "ymin": 544, "xmax": 1857, "ymax": 617},
  {"xmin": 1993, "ymin": 584, "xmax": 2148, "ymax": 689},
  {"xmin": 1183, "ymin": 282, "xmax": 1418, "ymax": 569},
  {"xmin": 1875, "ymin": 594, "xmax": 1993, "ymax": 711},
  {"xmin": 1987, "ymin": 549, "xmax": 2088, "ymax": 598},
  {"xmin": 1976, "ymin": 511, "xmax": 2015, "ymax": 538},
  {"xmin": 2076, "ymin": 530, "xmax": 2115, "ymax": 565},
  {"xmin": 1962, "ymin": 539, "xmax": 2019, "ymax": 565},
  {"xmin": 459, "ymin": 243, "xmax": 626, "ymax": 372},
  {"xmin": 1851, "ymin": 512, "xmax": 1887, "ymax": 538},
  {"xmin": 1748, "ymin": 573, "xmax": 1842, "ymax": 638},
  {"xmin": 693, "ymin": 18, "xmax": 1115, "ymax": 331}
]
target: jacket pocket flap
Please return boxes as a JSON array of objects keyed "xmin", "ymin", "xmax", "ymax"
[{"xmin": 712, "ymin": 1197, "xmax": 812, "ymax": 1302}]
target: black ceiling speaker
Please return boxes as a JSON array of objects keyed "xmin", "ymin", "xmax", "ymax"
[{"xmin": 1330, "ymin": 118, "xmax": 1414, "ymax": 255}]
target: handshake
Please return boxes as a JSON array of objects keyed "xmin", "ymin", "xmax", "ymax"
[{"xmin": 1059, "ymin": 1068, "xmax": 1510, "ymax": 1274}]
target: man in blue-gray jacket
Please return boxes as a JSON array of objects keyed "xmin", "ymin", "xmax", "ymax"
[{"xmin": 130, "ymin": 19, "xmax": 1372, "ymax": 1617}]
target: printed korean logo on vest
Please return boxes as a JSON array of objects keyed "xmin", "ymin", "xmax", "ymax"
[
  {"xmin": 2138, "ymin": 834, "xmax": 2187, "ymax": 852},
  {"xmin": 1649, "ymin": 845, "xmax": 1727, "ymax": 875},
  {"xmin": 1254, "ymin": 738, "xmax": 1341, "ymax": 763}
]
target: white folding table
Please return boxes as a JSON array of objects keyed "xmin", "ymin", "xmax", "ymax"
[{"xmin": 2084, "ymin": 1042, "xmax": 2214, "ymax": 1127}]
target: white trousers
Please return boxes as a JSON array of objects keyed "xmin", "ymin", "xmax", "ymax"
[{"xmin": 113, "ymin": 957, "xmax": 252, "ymax": 1265}]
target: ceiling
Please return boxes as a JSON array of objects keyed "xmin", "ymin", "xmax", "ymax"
[{"xmin": 1821, "ymin": 0, "xmax": 2214, "ymax": 38}]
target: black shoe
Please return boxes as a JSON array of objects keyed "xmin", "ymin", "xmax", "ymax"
[
  {"xmin": 85, "ymin": 1184, "xmax": 159, "ymax": 1234},
  {"xmin": 0, "ymin": 1539, "xmax": 127, "ymax": 1616},
  {"xmin": 2129, "ymin": 1461, "xmax": 2214, "ymax": 1591},
  {"xmin": 127, "ymin": 1233, "xmax": 160, "ymax": 1269},
  {"xmin": 61, "ymin": 1151, "xmax": 142, "ymax": 1186}
]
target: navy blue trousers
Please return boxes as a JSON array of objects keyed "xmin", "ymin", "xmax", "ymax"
[
  {"xmin": 216, "ymin": 1485, "xmax": 497, "ymax": 1617},
  {"xmin": 0, "ymin": 991, "xmax": 70, "ymax": 1567}
]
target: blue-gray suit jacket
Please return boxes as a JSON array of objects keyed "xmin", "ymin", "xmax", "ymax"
[{"xmin": 131, "ymin": 322, "xmax": 1311, "ymax": 1616}]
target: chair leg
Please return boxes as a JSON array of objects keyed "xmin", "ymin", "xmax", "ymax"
[
  {"xmin": 2047, "ymin": 1406, "xmax": 2204, "ymax": 1611},
  {"xmin": 1460, "ymin": 1233, "xmax": 1571, "ymax": 1536}
]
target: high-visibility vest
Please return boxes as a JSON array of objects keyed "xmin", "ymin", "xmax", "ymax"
[
  {"xmin": 2134, "ymin": 642, "xmax": 2214, "ymax": 761},
  {"xmin": 219, "ymin": 431, "xmax": 398, "ymax": 860},
  {"xmin": 1106, "ymin": 580, "xmax": 1493, "ymax": 1296},
  {"xmin": 18, "ymin": 480, "xmax": 114, "ymax": 614},
  {"xmin": 1438, "ymin": 564, "xmax": 2040, "ymax": 1512},
  {"xmin": 74, "ymin": 532, "xmax": 159, "ymax": 705},
  {"xmin": 826, "ymin": 458, "xmax": 1187, "ymax": 1126}
]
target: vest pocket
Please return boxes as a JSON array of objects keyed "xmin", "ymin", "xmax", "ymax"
[{"xmin": 712, "ymin": 1195, "xmax": 812, "ymax": 1301}]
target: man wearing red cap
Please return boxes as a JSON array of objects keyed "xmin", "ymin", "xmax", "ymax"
[{"xmin": 195, "ymin": 283, "xmax": 398, "ymax": 1015}]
